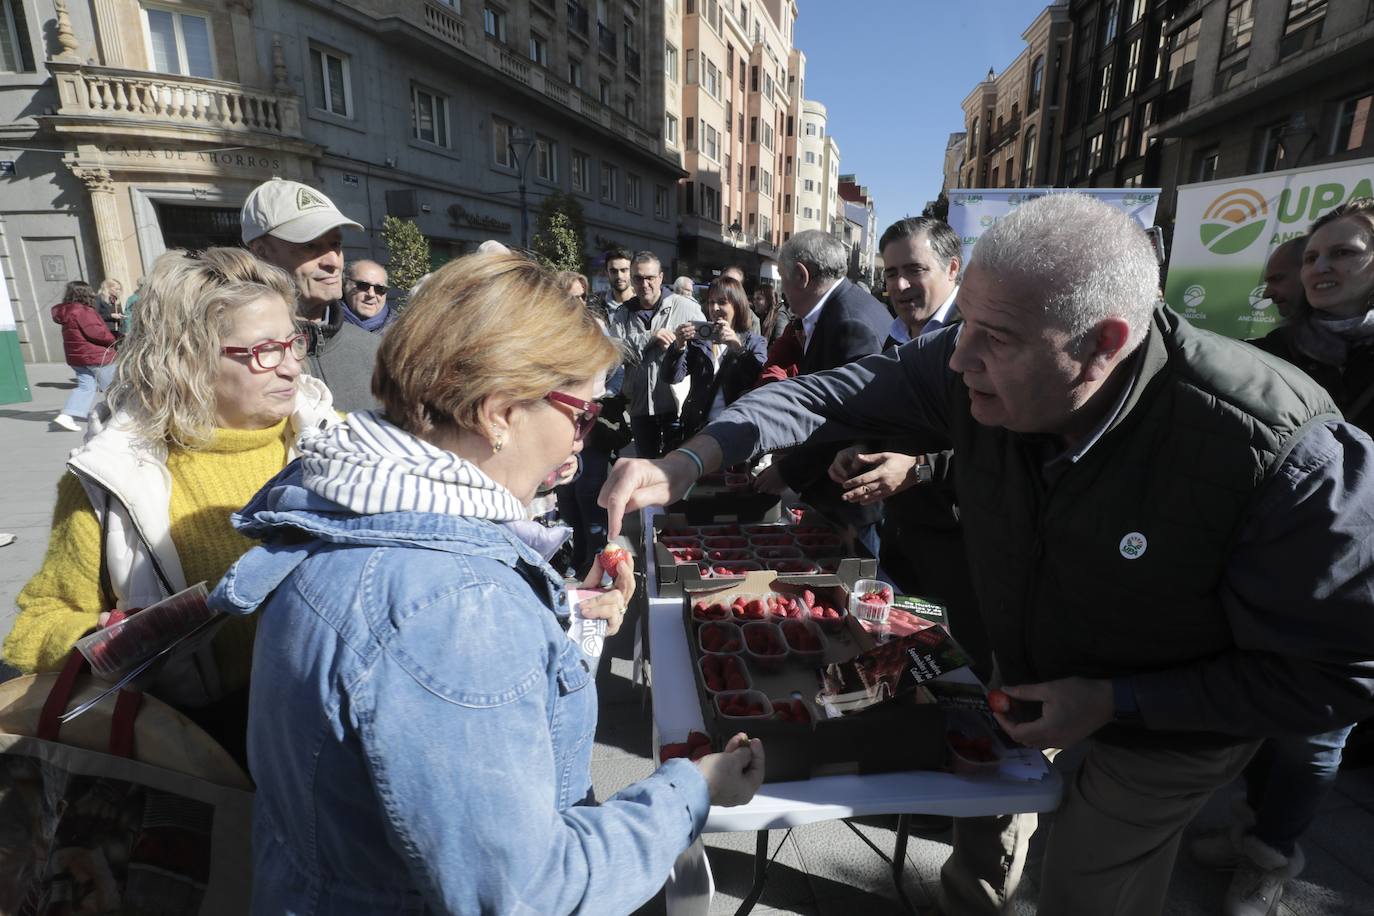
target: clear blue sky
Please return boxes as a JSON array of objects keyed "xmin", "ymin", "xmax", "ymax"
[{"xmin": 794, "ymin": 1, "xmax": 1036, "ymax": 230}]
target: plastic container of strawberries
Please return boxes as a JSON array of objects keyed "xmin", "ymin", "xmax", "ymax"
[
  {"xmin": 697, "ymin": 620, "xmax": 744, "ymax": 654},
  {"xmin": 697, "ymin": 653, "xmax": 753, "ymax": 694},
  {"xmin": 714, "ymin": 689, "xmax": 774, "ymax": 722},
  {"xmin": 741, "ymin": 621, "xmax": 788, "ymax": 672},
  {"xmin": 779, "ymin": 617, "xmax": 829, "ymax": 665}
]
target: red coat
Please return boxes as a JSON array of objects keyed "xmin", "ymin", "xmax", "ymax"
[{"xmin": 52, "ymin": 301, "xmax": 117, "ymax": 367}]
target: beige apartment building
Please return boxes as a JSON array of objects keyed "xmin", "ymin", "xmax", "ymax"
[
  {"xmin": 957, "ymin": 1, "xmax": 1072, "ymax": 190},
  {"xmin": 669, "ymin": 0, "xmax": 842, "ymax": 281}
]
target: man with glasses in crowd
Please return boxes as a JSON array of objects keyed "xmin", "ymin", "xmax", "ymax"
[
  {"xmin": 342, "ymin": 260, "xmax": 395, "ymax": 333},
  {"xmin": 605, "ymin": 250, "xmax": 706, "ymax": 458},
  {"xmin": 241, "ymin": 178, "xmax": 380, "ymax": 411}
]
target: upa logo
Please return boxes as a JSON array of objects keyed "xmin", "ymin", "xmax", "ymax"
[
  {"xmin": 1248, "ymin": 286, "xmax": 1272, "ymax": 311},
  {"xmin": 1183, "ymin": 285, "xmax": 1206, "ymax": 310},
  {"xmin": 1200, "ymin": 188, "xmax": 1269, "ymax": 255}
]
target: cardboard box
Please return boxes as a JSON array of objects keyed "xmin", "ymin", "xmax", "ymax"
[{"xmin": 681, "ymin": 570, "xmax": 946, "ymax": 782}]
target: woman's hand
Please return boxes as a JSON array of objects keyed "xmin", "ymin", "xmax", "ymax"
[
  {"xmin": 579, "ymin": 547, "xmax": 635, "ymax": 635},
  {"xmin": 696, "ymin": 732, "xmax": 765, "ymax": 806},
  {"xmin": 672, "ymin": 322, "xmax": 697, "ymax": 349},
  {"xmin": 715, "ymin": 320, "xmax": 741, "ymax": 351}
]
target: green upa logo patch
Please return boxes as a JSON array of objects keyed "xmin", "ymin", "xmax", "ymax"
[
  {"xmin": 1119, "ymin": 532, "xmax": 1147, "ymax": 560},
  {"xmin": 295, "ymin": 187, "xmax": 329, "ymax": 211},
  {"xmin": 1200, "ymin": 188, "xmax": 1269, "ymax": 255}
]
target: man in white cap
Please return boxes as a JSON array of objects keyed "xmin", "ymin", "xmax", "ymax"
[{"xmin": 241, "ymin": 178, "xmax": 379, "ymax": 411}]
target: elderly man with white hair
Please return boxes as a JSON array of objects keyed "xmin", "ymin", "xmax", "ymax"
[{"xmin": 599, "ymin": 194, "xmax": 1374, "ymax": 916}]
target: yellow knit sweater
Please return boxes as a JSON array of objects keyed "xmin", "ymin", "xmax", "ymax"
[{"xmin": 4, "ymin": 421, "xmax": 291, "ymax": 694}]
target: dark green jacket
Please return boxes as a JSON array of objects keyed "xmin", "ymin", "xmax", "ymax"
[{"xmin": 708, "ymin": 306, "xmax": 1374, "ymax": 741}]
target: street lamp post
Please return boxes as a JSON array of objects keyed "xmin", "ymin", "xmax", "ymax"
[{"xmin": 507, "ymin": 127, "xmax": 537, "ymax": 249}]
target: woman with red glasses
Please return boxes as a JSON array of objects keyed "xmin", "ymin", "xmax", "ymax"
[
  {"xmin": 5, "ymin": 247, "xmax": 339, "ymax": 761},
  {"xmin": 208, "ymin": 251, "xmax": 763, "ymax": 913}
]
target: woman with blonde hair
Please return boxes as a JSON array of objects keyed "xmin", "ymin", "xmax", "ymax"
[
  {"xmin": 210, "ymin": 251, "xmax": 762, "ymax": 913},
  {"xmin": 6, "ymin": 247, "xmax": 338, "ymax": 755}
]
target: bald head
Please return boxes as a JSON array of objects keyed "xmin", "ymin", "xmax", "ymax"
[
  {"xmin": 1263, "ymin": 237, "xmax": 1306, "ymax": 320},
  {"xmin": 345, "ymin": 259, "xmax": 389, "ymax": 318}
]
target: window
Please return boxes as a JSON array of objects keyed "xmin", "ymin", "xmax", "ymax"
[
  {"xmin": 1130, "ymin": 0, "xmax": 1147, "ymax": 22},
  {"xmin": 1004, "ymin": 157, "xmax": 1014, "ymax": 186},
  {"xmin": 705, "ymin": 59, "xmax": 721, "ymax": 98},
  {"xmin": 1022, "ymin": 127, "xmax": 1036, "ymax": 185},
  {"xmin": 1137, "ymin": 101, "xmax": 1156, "ymax": 157},
  {"xmin": 1101, "ymin": 1, "xmax": 1118, "ymax": 46},
  {"xmin": 1123, "ymin": 38, "xmax": 1140, "ymax": 96},
  {"xmin": 704, "ymin": 123, "xmax": 720, "ymax": 160},
  {"xmin": 783, "ymin": 194, "xmax": 790, "ymax": 212},
  {"xmin": 749, "ymin": 116, "xmax": 758, "ymax": 142},
  {"xmin": 1060, "ymin": 145, "xmax": 1079, "ymax": 183},
  {"xmin": 309, "ymin": 47, "xmax": 351, "ymax": 117},
  {"xmin": 1332, "ymin": 92, "xmax": 1372, "ymax": 154},
  {"xmin": 804, "ymin": 151, "xmax": 816, "ymax": 164},
  {"xmin": 762, "ymin": 124, "xmax": 773, "ymax": 151},
  {"xmin": 665, "ymin": 113, "xmax": 678, "ymax": 145},
  {"xmin": 1028, "ymin": 56, "xmax": 1044, "ymax": 113},
  {"xmin": 624, "ymin": 94, "xmax": 635, "ymax": 120},
  {"xmin": 1167, "ymin": 19, "xmax": 1200, "ymax": 90},
  {"xmin": 143, "ymin": 6, "xmax": 214, "ymax": 78},
  {"xmin": 786, "ymin": 115, "xmax": 794, "ymax": 136},
  {"xmin": 484, "ymin": 4, "xmax": 508, "ymax": 42},
  {"xmin": 726, "ymin": 99, "xmax": 733, "ymax": 131},
  {"xmin": 762, "ymin": 72, "xmax": 774, "ymax": 97},
  {"xmin": 1088, "ymin": 132, "xmax": 1104, "ymax": 171},
  {"xmin": 492, "ymin": 117, "xmax": 514, "ymax": 166},
  {"xmin": 665, "ymin": 42, "xmax": 678, "ymax": 81},
  {"xmin": 804, "ymin": 178, "xmax": 815, "ymax": 191},
  {"xmin": 600, "ymin": 161, "xmax": 618, "ymax": 202},
  {"xmin": 750, "ymin": 64, "xmax": 758, "ymax": 91},
  {"xmin": 748, "ymin": 165, "xmax": 757, "ymax": 191},
  {"xmin": 991, "ymin": 165, "xmax": 1000, "ymax": 187},
  {"xmin": 1282, "ymin": 0, "xmax": 1325, "ymax": 56},
  {"xmin": 760, "ymin": 170, "xmax": 771, "ymax": 196},
  {"xmin": 784, "ymin": 155, "xmax": 792, "ymax": 176},
  {"xmin": 412, "ymin": 85, "xmax": 450, "ymax": 146},
  {"xmin": 1221, "ymin": 0, "xmax": 1254, "ymax": 56},
  {"xmin": 686, "ymin": 49, "xmax": 697, "ymax": 84},
  {"xmin": 1096, "ymin": 62, "xmax": 1114, "ymax": 112},
  {"xmin": 529, "ymin": 32, "xmax": 547, "ymax": 65},
  {"xmin": 724, "ymin": 151, "xmax": 731, "ymax": 183},
  {"xmin": 628, "ymin": 174, "xmax": 642, "ymax": 210},
  {"xmin": 572, "ymin": 150, "xmax": 590, "ymax": 192},
  {"xmin": 759, "ymin": 213, "xmax": 770, "ymax": 239},
  {"xmin": 803, "ymin": 206, "xmax": 813, "ymax": 219},
  {"xmin": 1258, "ymin": 120, "xmax": 1289, "ymax": 172},
  {"xmin": 655, "ymin": 184, "xmax": 669, "ymax": 218},
  {"xmin": 1109, "ymin": 115, "xmax": 1130, "ymax": 164},
  {"xmin": 598, "ymin": 78, "xmax": 610, "ymax": 105},
  {"xmin": 569, "ymin": 57, "xmax": 583, "ymax": 88},
  {"xmin": 536, "ymin": 135, "xmax": 557, "ymax": 181},
  {"xmin": 969, "ymin": 117, "xmax": 979, "ymax": 153},
  {"xmin": 702, "ymin": 184, "xmax": 718, "ymax": 220},
  {"xmin": 805, "ymin": 121, "xmax": 817, "ymax": 136},
  {"xmin": 1193, "ymin": 146, "xmax": 1219, "ymax": 181},
  {"xmin": 1, "ymin": 0, "xmax": 35, "ymax": 73},
  {"xmin": 685, "ymin": 116, "xmax": 695, "ymax": 150}
]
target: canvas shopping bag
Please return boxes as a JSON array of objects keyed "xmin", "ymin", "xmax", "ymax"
[{"xmin": 0, "ymin": 652, "xmax": 254, "ymax": 915}]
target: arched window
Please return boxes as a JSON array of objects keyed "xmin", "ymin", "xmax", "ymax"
[
  {"xmin": 1029, "ymin": 55, "xmax": 1045, "ymax": 112},
  {"xmin": 1022, "ymin": 127, "xmax": 1037, "ymax": 186},
  {"xmin": 970, "ymin": 116, "xmax": 980, "ymax": 153}
]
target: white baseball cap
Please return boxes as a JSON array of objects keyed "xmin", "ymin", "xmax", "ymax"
[{"xmin": 240, "ymin": 178, "xmax": 363, "ymax": 244}]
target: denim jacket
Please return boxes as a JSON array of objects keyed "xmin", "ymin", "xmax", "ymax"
[{"xmin": 210, "ymin": 465, "xmax": 710, "ymax": 914}]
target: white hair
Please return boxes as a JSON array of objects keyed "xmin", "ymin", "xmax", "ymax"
[
  {"xmin": 969, "ymin": 193, "xmax": 1159, "ymax": 349},
  {"xmin": 673, "ymin": 276, "xmax": 695, "ymax": 296},
  {"xmin": 780, "ymin": 230, "xmax": 848, "ymax": 282}
]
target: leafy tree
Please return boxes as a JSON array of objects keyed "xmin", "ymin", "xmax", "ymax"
[
  {"xmin": 381, "ymin": 216, "xmax": 431, "ymax": 304},
  {"xmin": 922, "ymin": 190, "xmax": 950, "ymax": 223},
  {"xmin": 532, "ymin": 191, "xmax": 588, "ymax": 272},
  {"xmin": 532, "ymin": 210, "xmax": 584, "ymax": 274}
]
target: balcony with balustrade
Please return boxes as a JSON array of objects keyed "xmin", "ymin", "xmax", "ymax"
[{"xmin": 43, "ymin": 60, "xmax": 308, "ymax": 147}]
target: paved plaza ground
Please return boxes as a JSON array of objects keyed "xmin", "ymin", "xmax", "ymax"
[{"xmin": 3, "ymin": 362, "xmax": 1373, "ymax": 914}]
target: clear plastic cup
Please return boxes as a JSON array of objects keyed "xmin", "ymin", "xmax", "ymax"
[{"xmin": 849, "ymin": 578, "xmax": 892, "ymax": 625}]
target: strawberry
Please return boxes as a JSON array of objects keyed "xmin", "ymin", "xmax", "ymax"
[
  {"xmin": 660, "ymin": 742, "xmax": 689, "ymax": 761},
  {"xmin": 687, "ymin": 730, "xmax": 711, "ymax": 748},
  {"xmin": 987, "ymin": 689, "xmax": 1012, "ymax": 715},
  {"xmin": 802, "ymin": 589, "xmax": 816, "ymax": 609},
  {"xmin": 598, "ymin": 544, "xmax": 629, "ymax": 576},
  {"xmin": 689, "ymin": 743, "xmax": 711, "ymax": 761}
]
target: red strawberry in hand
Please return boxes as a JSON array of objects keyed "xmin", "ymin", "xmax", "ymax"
[{"xmin": 598, "ymin": 544, "xmax": 629, "ymax": 576}]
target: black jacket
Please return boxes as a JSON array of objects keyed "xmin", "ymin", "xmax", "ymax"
[
  {"xmin": 778, "ymin": 279, "xmax": 891, "ymax": 529},
  {"xmin": 671, "ymin": 331, "xmax": 768, "ymax": 438}
]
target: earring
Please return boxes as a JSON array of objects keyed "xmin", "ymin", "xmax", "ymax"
[{"xmin": 492, "ymin": 436, "xmax": 504, "ymax": 453}]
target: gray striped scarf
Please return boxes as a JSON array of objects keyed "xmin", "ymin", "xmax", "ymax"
[{"xmin": 298, "ymin": 410, "xmax": 526, "ymax": 522}]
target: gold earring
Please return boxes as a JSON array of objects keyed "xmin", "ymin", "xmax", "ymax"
[{"xmin": 493, "ymin": 436, "xmax": 504, "ymax": 453}]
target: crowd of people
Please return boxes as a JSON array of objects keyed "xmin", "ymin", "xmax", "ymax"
[{"xmin": 5, "ymin": 175, "xmax": 1374, "ymax": 915}]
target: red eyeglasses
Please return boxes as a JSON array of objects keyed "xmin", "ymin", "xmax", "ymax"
[
  {"xmin": 220, "ymin": 333, "xmax": 308, "ymax": 370},
  {"xmin": 545, "ymin": 391, "xmax": 601, "ymax": 440}
]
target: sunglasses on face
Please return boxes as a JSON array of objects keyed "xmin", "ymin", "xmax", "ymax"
[
  {"xmin": 350, "ymin": 280, "xmax": 389, "ymax": 296},
  {"xmin": 545, "ymin": 390, "xmax": 601, "ymax": 440},
  {"xmin": 221, "ymin": 333, "xmax": 309, "ymax": 370}
]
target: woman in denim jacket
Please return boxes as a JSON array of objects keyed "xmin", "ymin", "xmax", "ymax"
[{"xmin": 211, "ymin": 253, "xmax": 764, "ymax": 915}]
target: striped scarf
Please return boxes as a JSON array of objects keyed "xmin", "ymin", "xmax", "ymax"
[{"xmin": 298, "ymin": 411, "xmax": 526, "ymax": 522}]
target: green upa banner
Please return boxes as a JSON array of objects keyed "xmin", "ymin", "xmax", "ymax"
[
  {"xmin": 0, "ymin": 269, "xmax": 32, "ymax": 405},
  {"xmin": 946, "ymin": 188, "xmax": 1161, "ymax": 272},
  {"xmin": 1164, "ymin": 157, "xmax": 1374, "ymax": 339}
]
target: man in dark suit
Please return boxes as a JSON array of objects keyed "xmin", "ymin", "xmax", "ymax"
[
  {"xmin": 828, "ymin": 217, "xmax": 989, "ymax": 676},
  {"xmin": 752, "ymin": 230, "xmax": 890, "ymax": 551}
]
